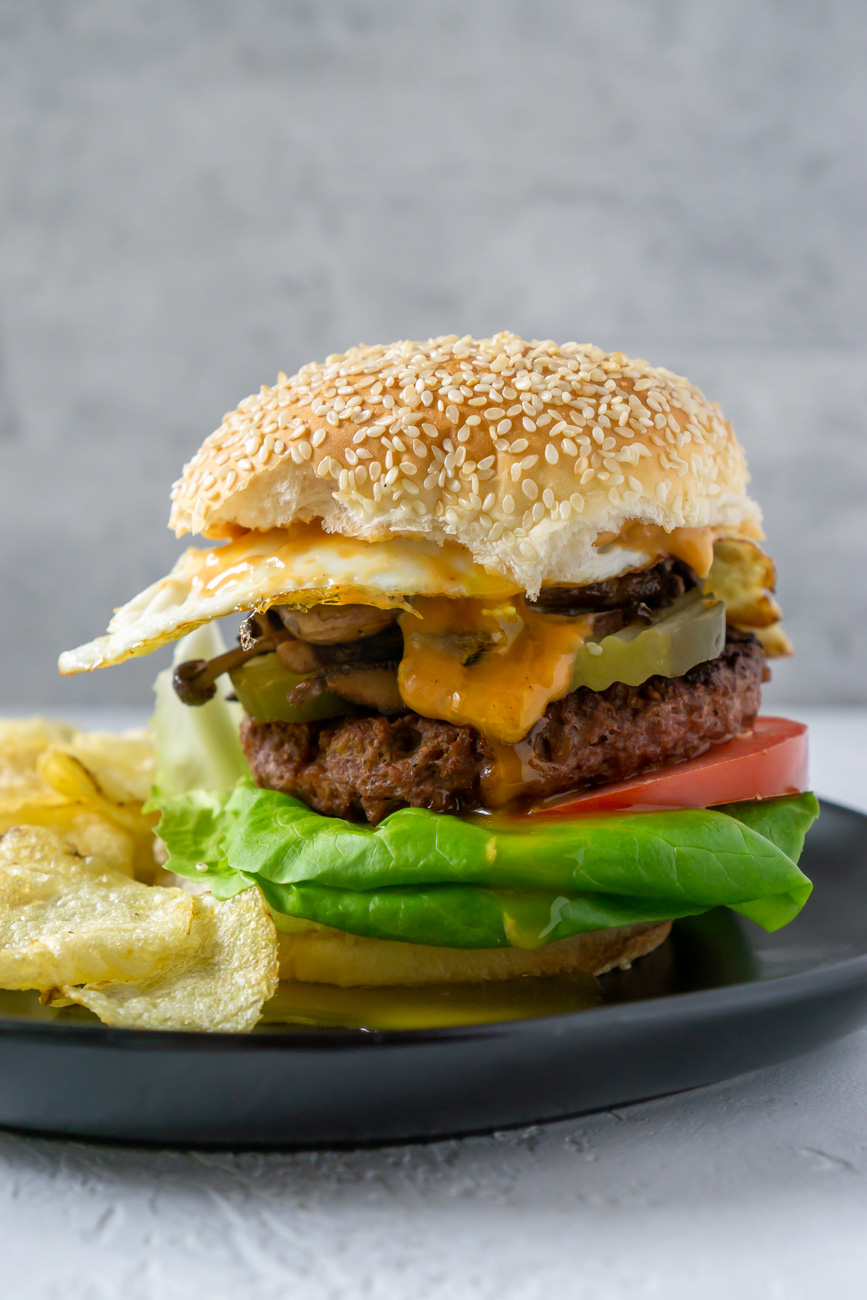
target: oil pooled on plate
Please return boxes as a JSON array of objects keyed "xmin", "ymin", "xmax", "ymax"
[{"xmin": 260, "ymin": 971, "xmax": 603, "ymax": 1031}]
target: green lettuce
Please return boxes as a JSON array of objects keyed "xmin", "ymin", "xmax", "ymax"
[
  {"xmin": 151, "ymin": 778, "xmax": 818, "ymax": 949},
  {"xmin": 151, "ymin": 624, "xmax": 249, "ymax": 797}
]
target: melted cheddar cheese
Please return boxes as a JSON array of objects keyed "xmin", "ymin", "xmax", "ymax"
[{"xmin": 398, "ymin": 598, "xmax": 591, "ymax": 745}]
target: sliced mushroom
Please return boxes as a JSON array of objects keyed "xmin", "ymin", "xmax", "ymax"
[
  {"xmin": 288, "ymin": 664, "xmax": 406, "ymax": 715},
  {"xmin": 275, "ymin": 638, "xmax": 323, "ymax": 675},
  {"xmin": 274, "ymin": 624, "xmax": 404, "ymax": 673},
  {"xmin": 273, "ymin": 604, "xmax": 398, "ymax": 645},
  {"xmin": 314, "ymin": 623, "xmax": 404, "ymax": 665}
]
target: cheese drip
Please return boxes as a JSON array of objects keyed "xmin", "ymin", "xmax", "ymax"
[{"xmin": 398, "ymin": 598, "xmax": 591, "ymax": 745}]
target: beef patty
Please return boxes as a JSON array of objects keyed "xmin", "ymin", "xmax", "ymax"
[{"xmin": 240, "ymin": 630, "xmax": 765, "ymax": 824}]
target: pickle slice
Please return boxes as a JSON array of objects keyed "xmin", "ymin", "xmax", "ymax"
[
  {"xmin": 229, "ymin": 654, "xmax": 348, "ymax": 724},
  {"xmin": 570, "ymin": 591, "xmax": 726, "ymax": 694}
]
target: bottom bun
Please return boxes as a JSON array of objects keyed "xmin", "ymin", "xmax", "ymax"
[{"xmin": 277, "ymin": 921, "xmax": 671, "ymax": 987}]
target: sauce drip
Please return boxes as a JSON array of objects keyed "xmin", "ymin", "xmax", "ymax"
[{"xmin": 480, "ymin": 724, "xmax": 554, "ymax": 808}]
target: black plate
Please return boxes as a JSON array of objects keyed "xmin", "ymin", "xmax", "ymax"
[{"xmin": 0, "ymin": 798, "xmax": 865, "ymax": 1148}]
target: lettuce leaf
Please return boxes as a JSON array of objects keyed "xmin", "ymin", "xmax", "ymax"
[
  {"xmin": 151, "ymin": 780, "xmax": 817, "ymax": 948},
  {"xmin": 150, "ymin": 624, "xmax": 249, "ymax": 797}
]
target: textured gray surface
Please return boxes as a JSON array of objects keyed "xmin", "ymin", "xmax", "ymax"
[{"xmin": 1, "ymin": 1, "xmax": 865, "ymax": 704}]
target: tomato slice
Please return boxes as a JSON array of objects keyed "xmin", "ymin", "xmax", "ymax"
[{"xmin": 525, "ymin": 716, "xmax": 809, "ymax": 817}]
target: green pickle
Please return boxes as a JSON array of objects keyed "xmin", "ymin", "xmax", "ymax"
[
  {"xmin": 569, "ymin": 591, "xmax": 725, "ymax": 693},
  {"xmin": 229, "ymin": 653, "xmax": 348, "ymax": 724}
]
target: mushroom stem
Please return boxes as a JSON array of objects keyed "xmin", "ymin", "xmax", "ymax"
[{"xmin": 172, "ymin": 641, "xmax": 273, "ymax": 706}]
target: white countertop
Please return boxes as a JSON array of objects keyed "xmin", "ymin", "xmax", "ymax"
[{"xmin": 1, "ymin": 706, "xmax": 866, "ymax": 1300}]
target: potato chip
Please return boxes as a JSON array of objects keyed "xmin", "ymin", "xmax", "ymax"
[
  {"xmin": 36, "ymin": 745, "xmax": 159, "ymax": 881},
  {"xmin": 0, "ymin": 717, "xmax": 77, "ymax": 800},
  {"xmin": 0, "ymin": 789, "xmax": 70, "ymax": 830},
  {"xmin": 753, "ymin": 622, "xmax": 794, "ymax": 657},
  {"xmin": 0, "ymin": 717, "xmax": 156, "ymax": 808},
  {"xmin": 37, "ymin": 748, "xmax": 151, "ymax": 835},
  {"xmin": 0, "ymin": 801, "xmax": 136, "ymax": 879},
  {"xmin": 59, "ymin": 889, "xmax": 278, "ymax": 1033},
  {"xmin": 62, "ymin": 811, "xmax": 137, "ymax": 876},
  {"xmin": 705, "ymin": 539, "xmax": 790, "ymax": 657},
  {"xmin": 0, "ymin": 825, "xmax": 195, "ymax": 991},
  {"xmin": 706, "ymin": 539, "xmax": 784, "ymax": 629},
  {"xmin": 57, "ymin": 729, "xmax": 156, "ymax": 804},
  {"xmin": 0, "ymin": 720, "xmax": 156, "ymax": 875}
]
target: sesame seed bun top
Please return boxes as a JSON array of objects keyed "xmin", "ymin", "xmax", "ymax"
[{"xmin": 170, "ymin": 333, "xmax": 762, "ymax": 596}]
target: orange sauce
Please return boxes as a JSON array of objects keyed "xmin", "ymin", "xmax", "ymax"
[
  {"xmin": 592, "ymin": 523, "xmax": 717, "ymax": 578},
  {"xmin": 398, "ymin": 598, "xmax": 591, "ymax": 745}
]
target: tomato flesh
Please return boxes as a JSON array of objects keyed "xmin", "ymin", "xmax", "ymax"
[{"xmin": 525, "ymin": 716, "xmax": 809, "ymax": 817}]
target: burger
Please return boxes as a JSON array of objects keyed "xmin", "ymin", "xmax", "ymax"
[{"xmin": 60, "ymin": 333, "xmax": 817, "ymax": 991}]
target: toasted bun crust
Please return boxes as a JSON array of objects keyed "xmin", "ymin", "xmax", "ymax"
[
  {"xmin": 171, "ymin": 333, "xmax": 760, "ymax": 594},
  {"xmin": 276, "ymin": 920, "xmax": 672, "ymax": 987}
]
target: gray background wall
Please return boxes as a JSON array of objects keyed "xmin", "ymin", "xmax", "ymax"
[{"xmin": 2, "ymin": 0, "xmax": 865, "ymax": 707}]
